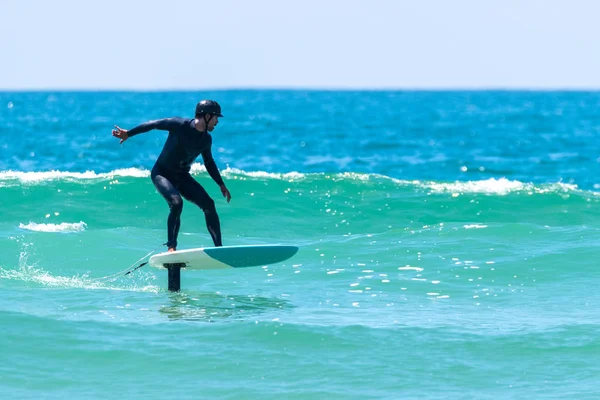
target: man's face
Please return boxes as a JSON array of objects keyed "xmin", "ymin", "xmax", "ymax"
[{"xmin": 207, "ymin": 115, "xmax": 219, "ymax": 131}]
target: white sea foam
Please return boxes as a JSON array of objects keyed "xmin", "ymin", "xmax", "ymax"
[
  {"xmin": 421, "ymin": 178, "xmax": 581, "ymax": 196},
  {"xmin": 425, "ymin": 178, "xmax": 526, "ymax": 195},
  {"xmin": 219, "ymin": 167, "xmax": 307, "ymax": 180},
  {"xmin": 0, "ymin": 168, "xmax": 149, "ymax": 183},
  {"xmin": 0, "ymin": 266, "xmax": 159, "ymax": 292},
  {"xmin": 18, "ymin": 221, "xmax": 87, "ymax": 233}
]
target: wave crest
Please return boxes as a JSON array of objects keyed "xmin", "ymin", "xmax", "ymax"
[{"xmin": 1, "ymin": 167, "xmax": 596, "ymax": 196}]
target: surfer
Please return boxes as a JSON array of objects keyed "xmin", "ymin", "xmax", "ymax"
[{"xmin": 111, "ymin": 100, "xmax": 231, "ymax": 252}]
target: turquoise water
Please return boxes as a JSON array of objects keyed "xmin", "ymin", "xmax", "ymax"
[{"xmin": 1, "ymin": 91, "xmax": 600, "ymax": 399}]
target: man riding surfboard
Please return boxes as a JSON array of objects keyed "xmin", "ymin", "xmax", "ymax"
[{"xmin": 112, "ymin": 100, "xmax": 231, "ymax": 252}]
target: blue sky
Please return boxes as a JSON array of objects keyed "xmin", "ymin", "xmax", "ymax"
[{"xmin": 1, "ymin": 0, "xmax": 598, "ymax": 89}]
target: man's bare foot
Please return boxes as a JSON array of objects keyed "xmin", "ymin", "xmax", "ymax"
[{"xmin": 168, "ymin": 247, "xmax": 176, "ymax": 252}]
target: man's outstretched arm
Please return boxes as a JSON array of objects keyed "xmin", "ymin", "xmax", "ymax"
[{"xmin": 112, "ymin": 118, "xmax": 181, "ymax": 144}]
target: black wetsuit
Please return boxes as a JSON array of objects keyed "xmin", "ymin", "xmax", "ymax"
[{"xmin": 127, "ymin": 117, "xmax": 224, "ymax": 248}]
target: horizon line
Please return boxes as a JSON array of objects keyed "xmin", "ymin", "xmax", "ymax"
[{"xmin": 2, "ymin": 86, "xmax": 600, "ymax": 92}]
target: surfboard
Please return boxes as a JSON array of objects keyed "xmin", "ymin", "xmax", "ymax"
[{"xmin": 148, "ymin": 244, "xmax": 299, "ymax": 271}]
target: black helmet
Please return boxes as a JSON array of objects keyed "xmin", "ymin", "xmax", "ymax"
[{"xmin": 195, "ymin": 100, "xmax": 223, "ymax": 117}]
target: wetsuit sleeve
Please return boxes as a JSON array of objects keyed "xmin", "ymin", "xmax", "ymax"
[
  {"xmin": 201, "ymin": 148, "xmax": 225, "ymax": 187},
  {"xmin": 126, "ymin": 118, "xmax": 182, "ymax": 138}
]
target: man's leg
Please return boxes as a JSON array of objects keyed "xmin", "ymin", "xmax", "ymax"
[
  {"xmin": 179, "ymin": 174, "xmax": 223, "ymax": 247},
  {"xmin": 151, "ymin": 170, "xmax": 184, "ymax": 250}
]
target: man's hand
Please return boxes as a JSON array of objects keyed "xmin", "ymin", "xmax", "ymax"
[
  {"xmin": 112, "ymin": 125, "xmax": 129, "ymax": 144},
  {"xmin": 220, "ymin": 185, "xmax": 231, "ymax": 203}
]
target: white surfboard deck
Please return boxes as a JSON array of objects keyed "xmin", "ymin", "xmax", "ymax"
[{"xmin": 149, "ymin": 244, "xmax": 299, "ymax": 271}]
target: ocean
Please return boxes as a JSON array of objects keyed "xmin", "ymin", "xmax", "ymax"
[{"xmin": 1, "ymin": 90, "xmax": 599, "ymax": 399}]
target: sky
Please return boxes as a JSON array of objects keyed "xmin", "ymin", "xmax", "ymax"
[{"xmin": 1, "ymin": 0, "xmax": 599, "ymax": 90}]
